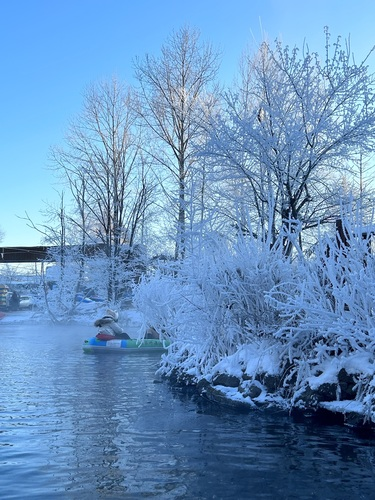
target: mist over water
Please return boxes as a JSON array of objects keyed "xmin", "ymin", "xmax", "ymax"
[{"xmin": 1, "ymin": 323, "xmax": 374, "ymax": 499}]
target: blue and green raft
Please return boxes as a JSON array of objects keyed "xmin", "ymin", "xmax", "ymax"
[{"xmin": 83, "ymin": 336, "xmax": 170, "ymax": 353}]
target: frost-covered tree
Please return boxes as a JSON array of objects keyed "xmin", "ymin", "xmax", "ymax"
[
  {"xmin": 51, "ymin": 78, "xmax": 155, "ymax": 302},
  {"xmin": 134, "ymin": 26, "xmax": 220, "ymax": 259},
  {"xmin": 207, "ymin": 30, "xmax": 375, "ymax": 255}
]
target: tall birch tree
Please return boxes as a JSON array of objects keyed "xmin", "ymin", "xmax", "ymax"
[
  {"xmin": 134, "ymin": 26, "xmax": 220, "ymax": 259},
  {"xmin": 51, "ymin": 78, "xmax": 154, "ymax": 302}
]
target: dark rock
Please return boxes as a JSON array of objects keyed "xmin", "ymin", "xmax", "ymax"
[
  {"xmin": 315, "ymin": 382, "xmax": 337, "ymax": 401},
  {"xmin": 197, "ymin": 378, "xmax": 211, "ymax": 394},
  {"xmin": 254, "ymin": 373, "xmax": 282, "ymax": 393},
  {"xmin": 263, "ymin": 374, "xmax": 280, "ymax": 393},
  {"xmin": 343, "ymin": 411, "xmax": 366, "ymax": 429},
  {"xmin": 239, "ymin": 383, "xmax": 262, "ymax": 399},
  {"xmin": 167, "ymin": 368, "xmax": 196, "ymax": 387},
  {"xmin": 199, "ymin": 383, "xmax": 252, "ymax": 412},
  {"xmin": 212, "ymin": 373, "xmax": 241, "ymax": 388},
  {"xmin": 338, "ymin": 368, "xmax": 356, "ymax": 400},
  {"xmin": 294, "ymin": 382, "xmax": 337, "ymax": 408}
]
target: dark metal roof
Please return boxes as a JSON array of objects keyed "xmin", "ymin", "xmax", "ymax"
[
  {"xmin": 0, "ymin": 246, "xmax": 50, "ymax": 263},
  {"xmin": 0, "ymin": 244, "xmax": 107, "ymax": 263}
]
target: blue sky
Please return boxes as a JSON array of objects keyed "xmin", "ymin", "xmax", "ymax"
[{"xmin": 1, "ymin": 0, "xmax": 375, "ymax": 246}]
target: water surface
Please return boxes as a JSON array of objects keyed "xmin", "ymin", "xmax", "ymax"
[{"xmin": 0, "ymin": 323, "xmax": 374, "ymax": 499}]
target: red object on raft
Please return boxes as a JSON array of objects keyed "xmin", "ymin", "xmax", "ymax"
[{"xmin": 96, "ymin": 332, "xmax": 117, "ymax": 341}]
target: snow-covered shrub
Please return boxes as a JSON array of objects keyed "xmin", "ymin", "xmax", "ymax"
[
  {"xmin": 134, "ymin": 232, "xmax": 297, "ymax": 379},
  {"xmin": 268, "ymin": 216, "xmax": 375, "ymax": 407}
]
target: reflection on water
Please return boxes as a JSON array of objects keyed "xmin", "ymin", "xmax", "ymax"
[{"xmin": 0, "ymin": 323, "xmax": 374, "ymax": 499}]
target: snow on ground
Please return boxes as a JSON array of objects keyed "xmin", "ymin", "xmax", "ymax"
[
  {"xmin": 320, "ymin": 400, "xmax": 365, "ymax": 415},
  {"xmin": 209, "ymin": 341, "xmax": 282, "ymax": 379}
]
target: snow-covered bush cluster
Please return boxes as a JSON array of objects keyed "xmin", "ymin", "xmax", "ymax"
[
  {"xmin": 268, "ymin": 219, "xmax": 375, "ymax": 418},
  {"xmin": 134, "ymin": 218, "xmax": 375, "ymax": 422},
  {"xmin": 133, "ymin": 231, "xmax": 296, "ymax": 377}
]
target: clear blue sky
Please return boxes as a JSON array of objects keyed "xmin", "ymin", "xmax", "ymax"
[{"xmin": 1, "ymin": 0, "xmax": 375, "ymax": 246}]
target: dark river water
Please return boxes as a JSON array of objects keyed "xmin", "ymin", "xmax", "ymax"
[{"xmin": 1, "ymin": 322, "xmax": 374, "ymax": 499}]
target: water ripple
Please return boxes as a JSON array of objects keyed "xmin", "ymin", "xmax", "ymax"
[{"xmin": 0, "ymin": 324, "xmax": 374, "ymax": 499}]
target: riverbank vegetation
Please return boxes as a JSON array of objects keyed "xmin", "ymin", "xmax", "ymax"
[{"xmin": 134, "ymin": 213, "xmax": 375, "ymax": 426}]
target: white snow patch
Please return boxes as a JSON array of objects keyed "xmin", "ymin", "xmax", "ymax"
[
  {"xmin": 319, "ymin": 400, "xmax": 364, "ymax": 415},
  {"xmin": 307, "ymin": 352, "xmax": 375, "ymax": 390},
  {"xmin": 307, "ymin": 358, "xmax": 341, "ymax": 389},
  {"xmin": 343, "ymin": 352, "xmax": 375, "ymax": 376},
  {"xmin": 212, "ymin": 385, "xmax": 256, "ymax": 407},
  {"xmin": 210, "ymin": 341, "xmax": 282, "ymax": 379}
]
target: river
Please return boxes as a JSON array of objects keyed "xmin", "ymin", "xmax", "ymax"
[{"xmin": 0, "ymin": 322, "xmax": 374, "ymax": 499}]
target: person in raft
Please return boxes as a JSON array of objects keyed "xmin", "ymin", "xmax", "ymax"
[{"xmin": 94, "ymin": 309, "xmax": 131, "ymax": 340}]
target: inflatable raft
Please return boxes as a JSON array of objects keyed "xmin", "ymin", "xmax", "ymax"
[{"xmin": 83, "ymin": 337, "xmax": 170, "ymax": 353}]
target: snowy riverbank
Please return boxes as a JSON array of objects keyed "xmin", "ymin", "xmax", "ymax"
[{"xmin": 157, "ymin": 339, "xmax": 375, "ymax": 433}]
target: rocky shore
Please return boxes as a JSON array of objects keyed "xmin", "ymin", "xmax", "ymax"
[{"xmin": 164, "ymin": 364, "xmax": 375, "ymax": 435}]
